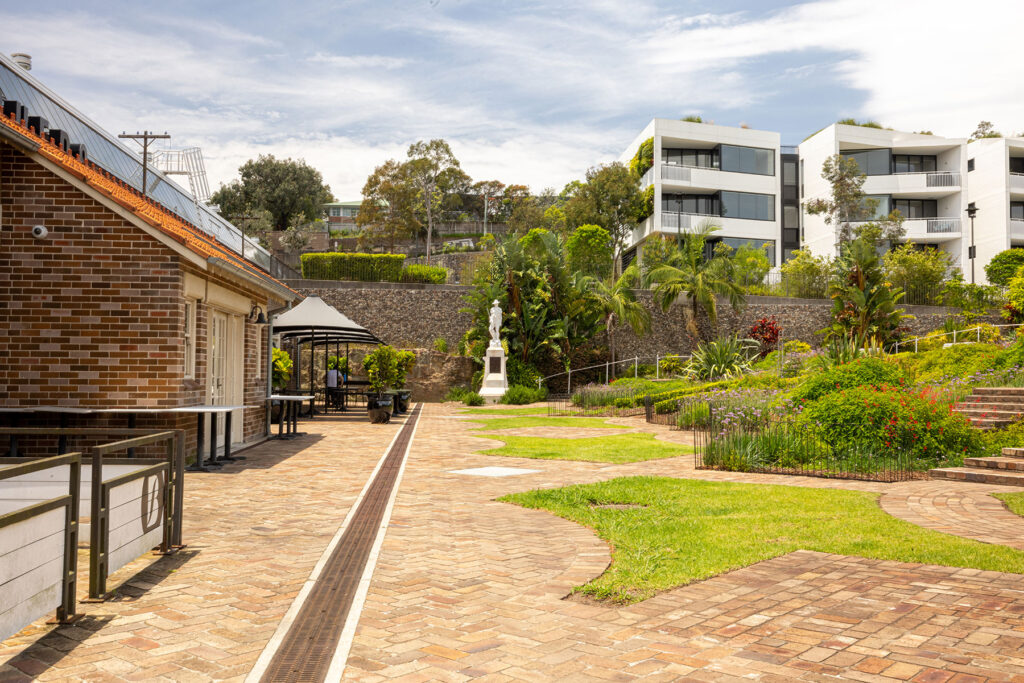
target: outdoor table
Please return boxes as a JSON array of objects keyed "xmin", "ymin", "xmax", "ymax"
[
  {"xmin": 269, "ymin": 395, "xmax": 314, "ymax": 439},
  {"xmin": 101, "ymin": 406, "xmax": 245, "ymax": 473}
]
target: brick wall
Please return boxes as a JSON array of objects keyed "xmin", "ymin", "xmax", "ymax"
[{"xmin": 0, "ymin": 142, "xmax": 273, "ymax": 447}]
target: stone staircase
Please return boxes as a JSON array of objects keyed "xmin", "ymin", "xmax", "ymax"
[
  {"xmin": 930, "ymin": 447, "xmax": 1024, "ymax": 486},
  {"xmin": 953, "ymin": 387, "xmax": 1024, "ymax": 429}
]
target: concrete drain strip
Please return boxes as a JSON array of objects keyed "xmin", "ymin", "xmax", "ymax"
[{"xmin": 247, "ymin": 405, "xmax": 422, "ymax": 683}]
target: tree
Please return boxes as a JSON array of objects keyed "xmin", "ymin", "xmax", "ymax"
[
  {"xmin": 471, "ymin": 179, "xmax": 505, "ymax": 226},
  {"xmin": 805, "ymin": 154, "xmax": 905, "ymax": 251},
  {"xmin": 563, "ymin": 162, "xmax": 641, "ymax": 274},
  {"xmin": 640, "ymin": 234, "xmax": 677, "ymax": 282},
  {"xmin": 210, "ymin": 155, "xmax": 333, "ymax": 232},
  {"xmin": 883, "ymin": 243, "xmax": 952, "ymax": 305},
  {"xmin": 985, "ymin": 248, "xmax": 1024, "ymax": 285},
  {"xmin": 827, "ymin": 238, "xmax": 907, "ymax": 344},
  {"xmin": 779, "ymin": 248, "xmax": 833, "ymax": 299},
  {"xmin": 356, "ymin": 159, "xmax": 420, "ymax": 252},
  {"xmin": 582, "ymin": 264, "xmax": 650, "ymax": 373},
  {"xmin": 406, "ymin": 139, "xmax": 465, "ymax": 265},
  {"xmin": 970, "ymin": 120, "xmax": 1002, "ymax": 141},
  {"xmin": 647, "ymin": 223, "xmax": 745, "ymax": 338},
  {"xmin": 722, "ymin": 242, "xmax": 771, "ymax": 288},
  {"xmin": 566, "ymin": 224, "xmax": 613, "ymax": 279}
]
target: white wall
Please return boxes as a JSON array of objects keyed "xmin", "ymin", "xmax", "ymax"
[
  {"xmin": 968, "ymin": 138, "xmax": 1011, "ymax": 284},
  {"xmin": 798, "ymin": 125, "xmax": 839, "ymax": 257}
]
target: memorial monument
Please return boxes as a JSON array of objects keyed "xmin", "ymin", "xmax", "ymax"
[{"xmin": 478, "ymin": 299, "xmax": 508, "ymax": 403}]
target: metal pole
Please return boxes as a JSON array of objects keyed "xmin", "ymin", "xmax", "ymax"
[
  {"xmin": 605, "ymin": 361, "xmax": 609, "ymax": 384},
  {"xmin": 634, "ymin": 356, "xmax": 638, "ymax": 378},
  {"xmin": 656, "ymin": 353, "xmax": 660, "ymax": 379},
  {"xmin": 567, "ymin": 368, "xmax": 572, "ymax": 394}
]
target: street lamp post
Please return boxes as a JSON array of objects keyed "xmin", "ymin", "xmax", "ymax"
[{"xmin": 966, "ymin": 204, "xmax": 978, "ymax": 284}]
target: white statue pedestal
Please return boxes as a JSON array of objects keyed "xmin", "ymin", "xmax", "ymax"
[{"xmin": 478, "ymin": 344, "xmax": 508, "ymax": 404}]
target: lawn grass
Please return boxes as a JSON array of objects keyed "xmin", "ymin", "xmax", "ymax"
[
  {"xmin": 994, "ymin": 492, "xmax": 1024, "ymax": 517},
  {"xmin": 466, "ymin": 416, "xmax": 628, "ymax": 431},
  {"xmin": 501, "ymin": 476, "xmax": 1024, "ymax": 603},
  {"xmin": 478, "ymin": 433, "xmax": 689, "ymax": 464},
  {"xmin": 460, "ymin": 407, "xmax": 550, "ymax": 416}
]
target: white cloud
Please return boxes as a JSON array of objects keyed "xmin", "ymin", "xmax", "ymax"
[{"xmin": 2, "ymin": 0, "xmax": 1022, "ymax": 201}]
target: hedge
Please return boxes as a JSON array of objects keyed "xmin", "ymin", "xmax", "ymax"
[
  {"xmin": 400, "ymin": 264, "xmax": 448, "ymax": 284},
  {"xmin": 300, "ymin": 253, "xmax": 405, "ymax": 282}
]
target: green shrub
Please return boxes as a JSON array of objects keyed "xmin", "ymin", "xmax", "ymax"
[
  {"xmin": 635, "ymin": 363, "xmax": 656, "ymax": 377},
  {"xmin": 792, "ymin": 357, "xmax": 905, "ymax": 402},
  {"xmin": 401, "ymin": 264, "xmax": 448, "ymax": 284},
  {"xmin": 629, "ymin": 137, "xmax": 654, "ymax": 177},
  {"xmin": 686, "ymin": 336, "xmax": 758, "ymax": 380},
  {"xmin": 300, "ymin": 252, "xmax": 405, "ymax": 281},
  {"xmin": 658, "ymin": 354, "xmax": 686, "ymax": 376},
  {"xmin": 500, "ymin": 385, "xmax": 550, "ymax": 405},
  {"xmin": 507, "ymin": 357, "xmax": 543, "ymax": 388},
  {"xmin": 463, "ymin": 391, "xmax": 485, "ymax": 406},
  {"xmin": 894, "ymin": 343, "xmax": 1007, "ymax": 383},
  {"xmin": 797, "ymin": 385, "xmax": 981, "ymax": 464},
  {"xmin": 986, "ymin": 249, "xmax": 1024, "ymax": 286},
  {"xmin": 783, "ymin": 340, "xmax": 812, "ymax": 354},
  {"xmin": 433, "ymin": 337, "xmax": 449, "ymax": 353},
  {"xmin": 362, "ymin": 345, "xmax": 400, "ymax": 392},
  {"xmin": 566, "ymin": 224, "xmax": 613, "ymax": 280},
  {"xmin": 982, "ymin": 419, "xmax": 1024, "ymax": 455},
  {"xmin": 272, "ymin": 347, "xmax": 293, "ymax": 390},
  {"xmin": 444, "ymin": 386, "xmax": 470, "ymax": 402}
]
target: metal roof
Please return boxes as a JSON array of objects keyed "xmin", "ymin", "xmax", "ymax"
[{"xmin": 0, "ymin": 53, "xmax": 273, "ymax": 271}]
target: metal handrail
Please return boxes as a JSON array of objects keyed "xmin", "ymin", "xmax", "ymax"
[
  {"xmin": 538, "ymin": 352, "xmax": 692, "ymax": 392},
  {"xmin": 892, "ymin": 323, "xmax": 1021, "ymax": 354}
]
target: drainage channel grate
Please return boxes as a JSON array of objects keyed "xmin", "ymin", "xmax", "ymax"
[{"xmin": 260, "ymin": 405, "xmax": 421, "ymax": 683}]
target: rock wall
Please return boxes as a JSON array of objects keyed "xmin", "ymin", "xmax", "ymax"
[{"xmin": 292, "ymin": 280, "xmax": 999, "ymax": 363}]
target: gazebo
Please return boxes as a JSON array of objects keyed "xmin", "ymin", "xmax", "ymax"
[{"xmin": 270, "ymin": 296, "xmax": 383, "ymax": 412}]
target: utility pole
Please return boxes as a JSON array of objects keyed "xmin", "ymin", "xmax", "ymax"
[
  {"xmin": 118, "ymin": 130, "xmax": 170, "ymax": 197},
  {"xmin": 966, "ymin": 203, "xmax": 978, "ymax": 284},
  {"xmin": 482, "ymin": 194, "xmax": 489, "ymax": 236}
]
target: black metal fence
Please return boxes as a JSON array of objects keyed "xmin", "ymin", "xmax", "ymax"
[{"xmin": 644, "ymin": 398, "xmax": 918, "ymax": 482}]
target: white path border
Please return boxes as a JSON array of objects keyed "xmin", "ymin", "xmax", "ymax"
[{"xmin": 245, "ymin": 408, "xmax": 419, "ymax": 682}]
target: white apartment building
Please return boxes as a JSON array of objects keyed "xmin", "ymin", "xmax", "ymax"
[
  {"xmin": 965, "ymin": 137, "xmax": 1024, "ymax": 283},
  {"xmin": 799, "ymin": 124, "xmax": 967, "ymax": 272},
  {"xmin": 619, "ymin": 119, "xmax": 789, "ymax": 269}
]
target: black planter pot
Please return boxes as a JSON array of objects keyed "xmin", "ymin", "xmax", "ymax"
[
  {"xmin": 367, "ymin": 394, "xmax": 393, "ymax": 424},
  {"xmin": 396, "ymin": 391, "xmax": 412, "ymax": 413}
]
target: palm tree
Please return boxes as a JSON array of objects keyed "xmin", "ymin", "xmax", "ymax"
[
  {"xmin": 646, "ymin": 223, "xmax": 745, "ymax": 338},
  {"xmin": 583, "ymin": 263, "xmax": 651, "ymax": 373}
]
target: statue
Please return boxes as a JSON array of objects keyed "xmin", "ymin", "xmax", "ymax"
[{"xmin": 488, "ymin": 300, "xmax": 502, "ymax": 348}]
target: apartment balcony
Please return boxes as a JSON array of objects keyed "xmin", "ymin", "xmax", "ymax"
[
  {"xmin": 862, "ymin": 172, "xmax": 961, "ymax": 197},
  {"xmin": 660, "ymin": 212, "xmax": 777, "ymax": 240},
  {"xmin": 1010, "ymin": 172, "xmax": 1024, "ymax": 195},
  {"xmin": 1011, "ymin": 218, "xmax": 1024, "ymax": 242},
  {"xmin": 658, "ymin": 163, "xmax": 776, "ymax": 194}
]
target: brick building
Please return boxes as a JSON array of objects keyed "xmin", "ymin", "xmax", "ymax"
[{"xmin": 0, "ymin": 54, "xmax": 298, "ymax": 452}]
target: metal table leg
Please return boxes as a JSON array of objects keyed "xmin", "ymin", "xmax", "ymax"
[
  {"xmin": 187, "ymin": 413, "xmax": 210, "ymax": 472},
  {"xmin": 221, "ymin": 411, "xmax": 241, "ymax": 461},
  {"xmin": 207, "ymin": 413, "xmax": 222, "ymax": 468}
]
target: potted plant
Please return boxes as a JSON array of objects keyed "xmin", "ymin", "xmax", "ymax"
[
  {"xmin": 271, "ymin": 347, "xmax": 294, "ymax": 421},
  {"xmin": 392, "ymin": 350, "xmax": 417, "ymax": 414},
  {"xmin": 362, "ymin": 345, "xmax": 398, "ymax": 423}
]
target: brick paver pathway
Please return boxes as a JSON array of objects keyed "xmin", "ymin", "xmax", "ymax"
[{"xmin": 4, "ymin": 404, "xmax": 1024, "ymax": 681}]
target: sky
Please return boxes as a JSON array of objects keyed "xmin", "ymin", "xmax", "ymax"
[{"xmin": 1, "ymin": 0, "xmax": 1022, "ymax": 200}]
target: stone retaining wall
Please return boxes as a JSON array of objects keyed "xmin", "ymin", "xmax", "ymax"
[{"xmin": 291, "ymin": 281, "xmax": 999, "ymax": 361}]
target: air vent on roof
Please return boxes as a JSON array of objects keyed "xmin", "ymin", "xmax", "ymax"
[
  {"xmin": 70, "ymin": 143, "xmax": 87, "ymax": 161},
  {"xmin": 47, "ymin": 129, "xmax": 70, "ymax": 152},
  {"xmin": 27, "ymin": 115, "xmax": 47, "ymax": 135},
  {"xmin": 3, "ymin": 99, "xmax": 26, "ymax": 125},
  {"xmin": 10, "ymin": 53, "xmax": 31, "ymax": 71}
]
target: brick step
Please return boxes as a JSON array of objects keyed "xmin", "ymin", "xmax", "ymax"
[
  {"xmin": 962, "ymin": 457, "xmax": 1024, "ymax": 471},
  {"xmin": 964, "ymin": 418, "xmax": 1014, "ymax": 430},
  {"xmin": 971, "ymin": 387, "xmax": 1024, "ymax": 397},
  {"xmin": 929, "ymin": 467, "xmax": 1024, "ymax": 486},
  {"xmin": 1003, "ymin": 447, "xmax": 1024, "ymax": 458},
  {"xmin": 957, "ymin": 400, "xmax": 1024, "ymax": 411},
  {"xmin": 955, "ymin": 408, "xmax": 1024, "ymax": 420}
]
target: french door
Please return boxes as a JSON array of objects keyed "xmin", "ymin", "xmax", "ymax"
[{"xmin": 208, "ymin": 311, "xmax": 244, "ymax": 444}]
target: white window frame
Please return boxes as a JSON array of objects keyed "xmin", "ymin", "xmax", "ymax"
[{"xmin": 184, "ymin": 299, "xmax": 197, "ymax": 379}]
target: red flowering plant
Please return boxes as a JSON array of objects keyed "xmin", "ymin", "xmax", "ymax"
[
  {"xmin": 747, "ymin": 316, "xmax": 780, "ymax": 358},
  {"xmin": 796, "ymin": 384, "xmax": 982, "ymax": 467}
]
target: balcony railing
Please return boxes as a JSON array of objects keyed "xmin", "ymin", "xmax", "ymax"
[
  {"xmin": 922, "ymin": 217, "xmax": 961, "ymax": 233},
  {"xmin": 640, "ymin": 165, "xmax": 654, "ymax": 188},
  {"xmin": 923, "ymin": 172, "xmax": 960, "ymax": 187},
  {"xmin": 661, "ymin": 164, "xmax": 693, "ymax": 183},
  {"xmin": 661, "ymin": 211, "xmax": 721, "ymax": 230}
]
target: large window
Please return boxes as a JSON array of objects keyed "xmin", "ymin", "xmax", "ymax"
[
  {"xmin": 662, "ymin": 148, "xmax": 718, "ymax": 169},
  {"xmin": 893, "ymin": 199, "xmax": 937, "ymax": 219},
  {"xmin": 1011, "ymin": 158, "xmax": 1024, "ymax": 174},
  {"xmin": 720, "ymin": 144, "xmax": 774, "ymax": 175},
  {"xmin": 329, "ymin": 207, "xmax": 342, "ymax": 217},
  {"xmin": 721, "ymin": 191, "xmax": 774, "ymax": 221},
  {"xmin": 857, "ymin": 194, "xmax": 891, "ymax": 220},
  {"xmin": 1012, "ymin": 202, "xmax": 1024, "ymax": 221},
  {"xmin": 844, "ymin": 149, "xmax": 891, "ymax": 176},
  {"xmin": 663, "ymin": 193, "xmax": 719, "ymax": 216},
  {"xmin": 892, "ymin": 154, "xmax": 937, "ymax": 173}
]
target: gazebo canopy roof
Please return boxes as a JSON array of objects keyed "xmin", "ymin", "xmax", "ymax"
[{"xmin": 272, "ymin": 295, "xmax": 383, "ymax": 345}]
